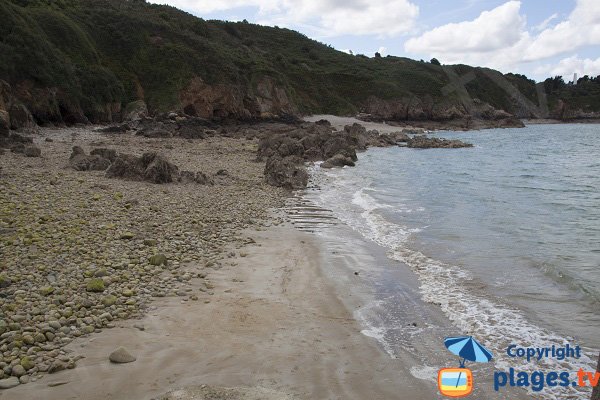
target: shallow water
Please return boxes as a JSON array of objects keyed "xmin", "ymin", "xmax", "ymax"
[{"xmin": 300, "ymin": 123, "xmax": 600, "ymax": 399}]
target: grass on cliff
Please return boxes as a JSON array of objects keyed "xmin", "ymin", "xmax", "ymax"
[{"xmin": 1, "ymin": 0, "xmax": 597, "ymax": 123}]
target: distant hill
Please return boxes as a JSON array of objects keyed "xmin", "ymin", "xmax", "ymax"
[{"xmin": 1, "ymin": 0, "xmax": 599, "ymax": 127}]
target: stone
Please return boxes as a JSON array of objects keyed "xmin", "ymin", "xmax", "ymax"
[
  {"xmin": 0, "ymin": 274, "xmax": 11, "ymax": 288},
  {"xmin": 120, "ymin": 232, "xmax": 135, "ymax": 240},
  {"xmin": 102, "ymin": 295, "xmax": 117, "ymax": 307},
  {"xmin": 39, "ymin": 286, "xmax": 55, "ymax": 296},
  {"xmin": 149, "ymin": 254, "xmax": 168, "ymax": 266},
  {"xmin": 48, "ymin": 361, "xmax": 66, "ymax": 374},
  {"xmin": 47, "ymin": 381, "xmax": 69, "ymax": 387},
  {"xmin": 86, "ymin": 278, "xmax": 105, "ymax": 292},
  {"xmin": 109, "ymin": 347, "xmax": 136, "ymax": 363},
  {"xmin": 143, "ymin": 239, "xmax": 157, "ymax": 247},
  {"xmin": 10, "ymin": 365, "xmax": 25, "ymax": 377},
  {"xmin": 0, "ymin": 377, "xmax": 20, "ymax": 389}
]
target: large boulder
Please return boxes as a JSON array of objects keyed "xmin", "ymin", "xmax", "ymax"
[
  {"xmin": 105, "ymin": 154, "xmax": 145, "ymax": 179},
  {"xmin": 142, "ymin": 153, "xmax": 179, "ymax": 184},
  {"xmin": 106, "ymin": 152, "xmax": 179, "ymax": 184},
  {"xmin": 264, "ymin": 156, "xmax": 308, "ymax": 189},
  {"xmin": 69, "ymin": 146, "xmax": 111, "ymax": 171},
  {"xmin": 322, "ymin": 135, "xmax": 357, "ymax": 161},
  {"xmin": 321, "ymin": 154, "xmax": 355, "ymax": 169}
]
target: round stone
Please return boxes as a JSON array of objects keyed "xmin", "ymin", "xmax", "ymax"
[{"xmin": 108, "ymin": 347, "xmax": 136, "ymax": 363}]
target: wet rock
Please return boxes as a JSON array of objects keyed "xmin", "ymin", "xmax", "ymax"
[
  {"xmin": 407, "ymin": 135, "xmax": 473, "ymax": 149},
  {"xmin": 321, "ymin": 154, "xmax": 355, "ymax": 169}
]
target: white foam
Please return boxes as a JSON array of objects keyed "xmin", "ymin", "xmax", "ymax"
[{"xmin": 410, "ymin": 365, "xmax": 439, "ymax": 383}]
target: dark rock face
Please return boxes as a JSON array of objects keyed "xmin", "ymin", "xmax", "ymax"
[
  {"xmin": 407, "ymin": 135, "xmax": 473, "ymax": 148},
  {"xmin": 264, "ymin": 156, "xmax": 309, "ymax": 190},
  {"xmin": 69, "ymin": 146, "xmax": 111, "ymax": 171}
]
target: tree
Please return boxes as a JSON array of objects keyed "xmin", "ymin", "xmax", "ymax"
[
  {"xmin": 374, "ymin": 52, "xmax": 381, "ymax": 58},
  {"xmin": 430, "ymin": 58, "xmax": 441, "ymax": 66}
]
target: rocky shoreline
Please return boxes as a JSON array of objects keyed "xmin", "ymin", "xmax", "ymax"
[
  {"xmin": 0, "ymin": 124, "xmax": 287, "ymax": 389},
  {"xmin": 0, "ymin": 112, "xmax": 475, "ymax": 390}
]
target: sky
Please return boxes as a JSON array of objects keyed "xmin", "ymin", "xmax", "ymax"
[{"xmin": 147, "ymin": 0, "xmax": 600, "ymax": 82}]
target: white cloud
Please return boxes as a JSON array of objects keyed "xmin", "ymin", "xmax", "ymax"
[
  {"xmin": 534, "ymin": 13, "xmax": 558, "ymax": 32},
  {"xmin": 405, "ymin": 1, "xmax": 525, "ymax": 54},
  {"xmin": 535, "ymin": 56, "xmax": 600, "ymax": 79},
  {"xmin": 523, "ymin": 0, "xmax": 600, "ymax": 61},
  {"xmin": 149, "ymin": 0, "xmax": 419, "ymax": 37},
  {"xmin": 377, "ymin": 46, "xmax": 387, "ymax": 56},
  {"xmin": 404, "ymin": 0, "xmax": 600, "ymax": 73}
]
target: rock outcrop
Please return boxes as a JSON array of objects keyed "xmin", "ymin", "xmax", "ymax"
[
  {"xmin": 259, "ymin": 121, "xmax": 473, "ymax": 189},
  {"xmin": 264, "ymin": 156, "xmax": 309, "ymax": 190},
  {"xmin": 179, "ymin": 76, "xmax": 296, "ymax": 121},
  {"xmin": 69, "ymin": 146, "xmax": 112, "ymax": 171},
  {"xmin": 407, "ymin": 135, "xmax": 473, "ymax": 149},
  {"xmin": 359, "ymin": 95, "xmax": 524, "ymax": 129}
]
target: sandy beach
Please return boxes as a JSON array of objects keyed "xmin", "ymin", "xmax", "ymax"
[
  {"xmin": 4, "ymin": 222, "xmax": 436, "ymax": 400},
  {"xmin": 0, "ymin": 124, "xmax": 437, "ymax": 399}
]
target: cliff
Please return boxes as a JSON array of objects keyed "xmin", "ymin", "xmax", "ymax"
[{"xmin": 1, "ymin": 0, "xmax": 598, "ymax": 128}]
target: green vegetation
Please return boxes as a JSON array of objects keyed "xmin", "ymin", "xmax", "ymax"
[{"xmin": 1, "ymin": 0, "xmax": 598, "ymax": 123}]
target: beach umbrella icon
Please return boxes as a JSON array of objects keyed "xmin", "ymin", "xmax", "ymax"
[
  {"xmin": 443, "ymin": 336, "xmax": 493, "ymax": 392},
  {"xmin": 444, "ymin": 336, "xmax": 493, "ymax": 367}
]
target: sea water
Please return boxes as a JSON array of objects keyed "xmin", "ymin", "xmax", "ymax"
[{"xmin": 300, "ymin": 123, "xmax": 599, "ymax": 399}]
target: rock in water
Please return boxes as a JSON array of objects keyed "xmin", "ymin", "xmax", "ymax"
[
  {"xmin": 0, "ymin": 377, "xmax": 20, "ymax": 389},
  {"xmin": 109, "ymin": 347, "xmax": 136, "ymax": 363},
  {"xmin": 407, "ymin": 135, "xmax": 473, "ymax": 149},
  {"xmin": 321, "ymin": 154, "xmax": 355, "ymax": 169}
]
